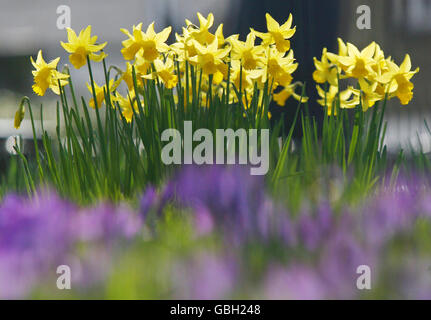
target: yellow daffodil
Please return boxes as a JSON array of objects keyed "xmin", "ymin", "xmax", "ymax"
[
  {"xmin": 171, "ymin": 28, "xmax": 198, "ymax": 61},
  {"xmin": 135, "ymin": 50, "xmax": 152, "ymax": 75},
  {"xmin": 186, "ymin": 12, "xmax": 215, "ymax": 45},
  {"xmin": 273, "ymin": 83, "xmax": 308, "ymax": 106},
  {"xmin": 231, "ymin": 32, "xmax": 265, "ymax": 70},
  {"xmin": 337, "ymin": 38, "xmax": 348, "ymax": 57},
  {"xmin": 313, "ymin": 48, "xmax": 338, "ymax": 86},
  {"xmin": 189, "ymin": 37, "xmax": 230, "ymax": 75},
  {"xmin": 214, "ymin": 24, "xmax": 228, "ymax": 48},
  {"xmin": 121, "ymin": 22, "xmax": 171, "ymax": 61},
  {"xmin": 325, "ymin": 38, "xmax": 349, "ymax": 72},
  {"xmin": 213, "ymin": 63, "xmax": 228, "ymax": 85},
  {"xmin": 114, "ymin": 91, "xmax": 139, "ymax": 123},
  {"xmin": 316, "ymin": 85, "xmax": 358, "ymax": 115},
  {"xmin": 121, "ymin": 62, "xmax": 144, "ymax": 90},
  {"xmin": 230, "ymin": 60, "xmax": 256, "ymax": 91},
  {"xmin": 314, "ymin": 39, "xmax": 418, "ymax": 111},
  {"xmin": 86, "ymin": 79, "xmax": 116, "ymax": 109},
  {"xmin": 372, "ymin": 43, "xmax": 388, "ymax": 74},
  {"xmin": 61, "ymin": 26, "xmax": 107, "ymax": 69},
  {"xmin": 252, "ymin": 13, "xmax": 296, "ymax": 53},
  {"xmin": 30, "ymin": 50, "xmax": 69, "ymax": 96},
  {"xmin": 14, "ymin": 100, "xmax": 26, "ymax": 129},
  {"xmin": 379, "ymin": 54, "xmax": 419, "ymax": 105},
  {"xmin": 352, "ymin": 78, "xmax": 383, "ymax": 112},
  {"xmin": 263, "ymin": 48, "xmax": 298, "ymax": 87},
  {"xmin": 143, "ymin": 58, "xmax": 178, "ymax": 89},
  {"xmin": 172, "ymin": 24, "xmax": 230, "ymax": 62},
  {"xmin": 335, "ymin": 42, "xmax": 377, "ymax": 79},
  {"xmin": 30, "ymin": 11, "xmax": 419, "ymax": 119}
]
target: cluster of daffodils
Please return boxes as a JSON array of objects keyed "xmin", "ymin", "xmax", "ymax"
[
  {"xmin": 24, "ymin": 12, "xmax": 420, "ymax": 127},
  {"xmin": 26, "ymin": 12, "xmax": 306, "ymax": 124},
  {"xmin": 313, "ymin": 39, "xmax": 419, "ymax": 115}
]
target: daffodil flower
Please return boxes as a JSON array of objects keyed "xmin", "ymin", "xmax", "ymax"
[
  {"xmin": 14, "ymin": 102, "xmax": 26, "ymax": 129},
  {"xmin": 231, "ymin": 32, "xmax": 265, "ymax": 70},
  {"xmin": 335, "ymin": 42, "xmax": 377, "ymax": 79},
  {"xmin": 171, "ymin": 28, "xmax": 197, "ymax": 61},
  {"xmin": 189, "ymin": 37, "xmax": 230, "ymax": 75},
  {"xmin": 273, "ymin": 83, "xmax": 308, "ymax": 106},
  {"xmin": 372, "ymin": 43, "xmax": 388, "ymax": 74},
  {"xmin": 252, "ymin": 13, "xmax": 296, "ymax": 53},
  {"xmin": 61, "ymin": 26, "xmax": 107, "ymax": 69},
  {"xmin": 325, "ymin": 38, "xmax": 349, "ymax": 73},
  {"xmin": 378, "ymin": 54, "xmax": 419, "ymax": 105},
  {"xmin": 121, "ymin": 22, "xmax": 171, "ymax": 61},
  {"xmin": 114, "ymin": 91, "xmax": 139, "ymax": 123},
  {"xmin": 337, "ymin": 38, "xmax": 348, "ymax": 57},
  {"xmin": 86, "ymin": 79, "xmax": 116, "ymax": 109},
  {"xmin": 30, "ymin": 50, "xmax": 69, "ymax": 96},
  {"xmin": 351, "ymin": 79, "xmax": 383, "ymax": 112},
  {"xmin": 121, "ymin": 62, "xmax": 144, "ymax": 91},
  {"xmin": 230, "ymin": 60, "xmax": 255, "ymax": 91},
  {"xmin": 317, "ymin": 85, "xmax": 359, "ymax": 116},
  {"xmin": 185, "ymin": 12, "xmax": 215, "ymax": 45},
  {"xmin": 143, "ymin": 58, "xmax": 178, "ymax": 89},
  {"xmin": 313, "ymin": 48, "xmax": 338, "ymax": 86},
  {"xmin": 259, "ymin": 48, "xmax": 298, "ymax": 87}
]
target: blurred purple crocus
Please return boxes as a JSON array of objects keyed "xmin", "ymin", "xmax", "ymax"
[
  {"xmin": 0, "ymin": 191, "xmax": 142, "ymax": 299},
  {"xmin": 0, "ymin": 192, "xmax": 74, "ymax": 299},
  {"xmin": 172, "ymin": 252, "xmax": 237, "ymax": 299},
  {"xmin": 297, "ymin": 202, "xmax": 333, "ymax": 251},
  {"xmin": 161, "ymin": 165, "xmax": 292, "ymax": 243},
  {"xmin": 263, "ymin": 265, "xmax": 327, "ymax": 300}
]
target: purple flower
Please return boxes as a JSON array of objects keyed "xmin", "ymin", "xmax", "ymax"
[
  {"xmin": 263, "ymin": 265, "xmax": 327, "ymax": 299},
  {"xmin": 172, "ymin": 253, "xmax": 237, "ymax": 299},
  {"xmin": 297, "ymin": 202, "xmax": 333, "ymax": 251},
  {"xmin": 0, "ymin": 192, "xmax": 74, "ymax": 299},
  {"xmin": 164, "ymin": 165, "xmax": 279, "ymax": 241},
  {"xmin": 319, "ymin": 231, "xmax": 376, "ymax": 299},
  {"xmin": 193, "ymin": 205, "xmax": 215, "ymax": 236},
  {"xmin": 140, "ymin": 186, "xmax": 158, "ymax": 220},
  {"xmin": 278, "ymin": 216, "xmax": 297, "ymax": 246},
  {"xmin": 73, "ymin": 203, "xmax": 142, "ymax": 242},
  {"xmin": 0, "ymin": 192, "xmax": 142, "ymax": 298},
  {"xmin": 362, "ymin": 191, "xmax": 420, "ymax": 247}
]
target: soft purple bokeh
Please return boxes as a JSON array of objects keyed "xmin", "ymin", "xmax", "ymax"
[
  {"xmin": 2, "ymin": 166, "xmax": 431, "ymax": 299},
  {"xmin": 0, "ymin": 192, "xmax": 142, "ymax": 299},
  {"xmin": 172, "ymin": 252, "xmax": 237, "ymax": 299},
  {"xmin": 161, "ymin": 165, "xmax": 292, "ymax": 243}
]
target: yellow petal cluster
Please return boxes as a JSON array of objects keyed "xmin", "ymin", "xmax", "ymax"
[
  {"xmin": 121, "ymin": 22, "xmax": 171, "ymax": 61},
  {"xmin": 61, "ymin": 26, "xmax": 107, "ymax": 69},
  {"xmin": 118, "ymin": 12, "xmax": 306, "ymax": 120},
  {"xmin": 30, "ymin": 50, "xmax": 69, "ymax": 96},
  {"xmin": 29, "ymin": 12, "xmax": 418, "ymax": 125},
  {"xmin": 314, "ymin": 39, "xmax": 419, "ymax": 114},
  {"xmin": 30, "ymin": 12, "xmax": 308, "ymax": 122},
  {"xmin": 86, "ymin": 79, "xmax": 116, "ymax": 109}
]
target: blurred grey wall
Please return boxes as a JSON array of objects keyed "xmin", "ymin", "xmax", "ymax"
[{"xmin": 0, "ymin": 0, "xmax": 234, "ymax": 55}]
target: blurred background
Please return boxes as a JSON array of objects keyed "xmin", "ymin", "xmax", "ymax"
[{"xmin": 0, "ymin": 0, "xmax": 430, "ymax": 171}]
